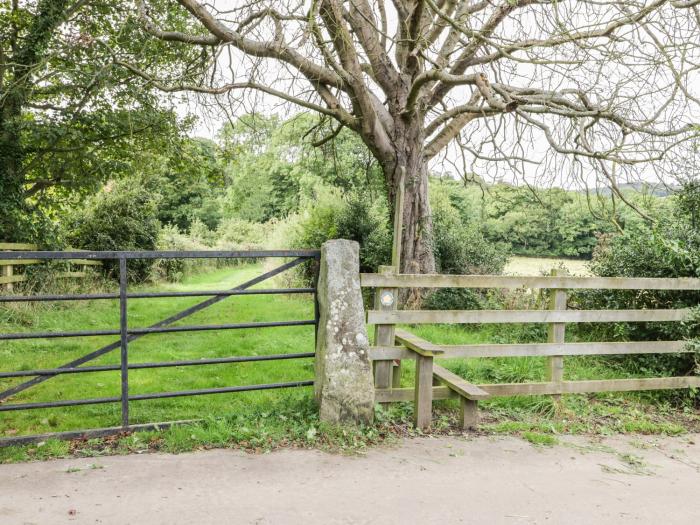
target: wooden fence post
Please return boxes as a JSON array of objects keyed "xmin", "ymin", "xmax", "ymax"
[
  {"xmin": 0, "ymin": 263, "xmax": 13, "ymax": 293},
  {"xmin": 460, "ymin": 398, "xmax": 479, "ymax": 429},
  {"xmin": 414, "ymin": 354, "xmax": 434, "ymax": 429},
  {"xmin": 388, "ymin": 167, "xmax": 406, "ymax": 388},
  {"xmin": 374, "ymin": 265, "xmax": 398, "ymax": 394},
  {"xmin": 547, "ymin": 268, "xmax": 567, "ymax": 402},
  {"xmin": 391, "ymin": 167, "xmax": 405, "ymax": 271}
]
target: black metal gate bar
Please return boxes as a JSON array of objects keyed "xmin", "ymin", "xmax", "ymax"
[
  {"xmin": 0, "ymin": 320, "xmax": 317, "ymax": 340},
  {"xmin": 0, "ymin": 329, "xmax": 122, "ymax": 340},
  {"xmin": 0, "ymin": 250, "xmax": 319, "ymax": 445},
  {"xmin": 0, "ymin": 254, "xmax": 315, "ymax": 401},
  {"xmin": 0, "ymin": 420, "xmax": 197, "ymax": 448},
  {"xmin": 0, "ymin": 352, "xmax": 316, "ymax": 378},
  {"xmin": 0, "ymin": 380, "xmax": 314, "ymax": 412},
  {"xmin": 119, "ymin": 257, "xmax": 129, "ymax": 428},
  {"xmin": 0, "ymin": 249, "xmax": 320, "ymax": 260},
  {"xmin": 0, "ymin": 287, "xmax": 316, "ymax": 303}
]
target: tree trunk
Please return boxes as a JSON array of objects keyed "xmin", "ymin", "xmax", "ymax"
[{"xmin": 383, "ymin": 122, "xmax": 436, "ymax": 275}]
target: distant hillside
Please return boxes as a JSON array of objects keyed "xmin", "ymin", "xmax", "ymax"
[
  {"xmin": 591, "ymin": 182, "xmax": 678, "ymax": 197},
  {"xmin": 429, "ymin": 173, "xmax": 678, "ymax": 198}
]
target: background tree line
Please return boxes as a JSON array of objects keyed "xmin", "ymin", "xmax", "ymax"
[{"xmin": 56, "ymin": 113, "xmax": 681, "ymax": 278}]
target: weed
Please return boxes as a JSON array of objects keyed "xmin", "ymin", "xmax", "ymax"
[
  {"xmin": 621, "ymin": 420, "xmax": 685, "ymax": 435},
  {"xmin": 522, "ymin": 431, "xmax": 558, "ymax": 447},
  {"xmin": 600, "ymin": 452, "xmax": 655, "ymax": 476}
]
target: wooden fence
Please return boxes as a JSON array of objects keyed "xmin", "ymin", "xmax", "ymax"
[
  {"xmin": 0, "ymin": 243, "xmax": 102, "ymax": 291},
  {"xmin": 362, "ymin": 267, "xmax": 700, "ymax": 429}
]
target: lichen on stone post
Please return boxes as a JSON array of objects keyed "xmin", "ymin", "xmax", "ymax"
[{"xmin": 314, "ymin": 239, "xmax": 375, "ymax": 425}]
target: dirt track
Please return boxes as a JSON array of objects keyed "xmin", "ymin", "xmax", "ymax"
[{"xmin": 1, "ymin": 434, "xmax": 699, "ymax": 524}]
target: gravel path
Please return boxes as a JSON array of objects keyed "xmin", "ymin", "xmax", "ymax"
[{"xmin": 1, "ymin": 434, "xmax": 699, "ymax": 524}]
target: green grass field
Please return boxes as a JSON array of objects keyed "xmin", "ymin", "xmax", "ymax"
[
  {"xmin": 504, "ymin": 256, "xmax": 591, "ymax": 276},
  {"xmin": 0, "ymin": 264, "xmax": 316, "ymax": 437}
]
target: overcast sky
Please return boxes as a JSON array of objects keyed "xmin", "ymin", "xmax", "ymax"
[{"xmin": 170, "ymin": 0, "xmax": 700, "ymax": 192}]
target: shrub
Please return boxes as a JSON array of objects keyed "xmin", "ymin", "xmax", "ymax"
[
  {"xmin": 284, "ymin": 191, "xmax": 391, "ymax": 279},
  {"xmin": 334, "ymin": 194, "xmax": 392, "ymax": 273},
  {"xmin": 216, "ymin": 217, "xmax": 274, "ymax": 251},
  {"xmin": 67, "ymin": 178, "xmax": 160, "ymax": 282},
  {"xmin": 289, "ymin": 193, "xmax": 342, "ymax": 250},
  {"xmin": 426, "ymin": 184, "xmax": 509, "ymax": 310},
  {"xmin": 153, "ymin": 224, "xmax": 203, "ymax": 281},
  {"xmin": 189, "ymin": 218, "xmax": 217, "ymax": 247},
  {"xmin": 573, "ymin": 183, "xmax": 700, "ymax": 377},
  {"xmin": 423, "ymin": 288, "xmax": 483, "ymax": 310},
  {"xmin": 431, "ymin": 183, "xmax": 508, "ymax": 275}
]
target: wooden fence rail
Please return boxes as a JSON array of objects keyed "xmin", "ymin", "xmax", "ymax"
[
  {"xmin": 362, "ymin": 269, "xmax": 700, "ymax": 430},
  {"xmin": 0, "ymin": 243, "xmax": 102, "ymax": 291},
  {"xmin": 360, "ymin": 273, "xmax": 700, "ymax": 290}
]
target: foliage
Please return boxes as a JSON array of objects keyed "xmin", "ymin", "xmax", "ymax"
[
  {"xmin": 287, "ymin": 189, "xmax": 391, "ymax": 274},
  {"xmin": 481, "ymin": 184, "xmax": 616, "ymax": 258},
  {"xmin": 0, "ymin": 0, "xmax": 193, "ymax": 242},
  {"xmin": 335, "ymin": 194, "xmax": 392, "ymax": 272},
  {"xmin": 152, "ymin": 138, "xmax": 225, "ymax": 231},
  {"xmin": 153, "ymin": 223, "xmax": 210, "ymax": 282},
  {"xmin": 573, "ymin": 182, "xmax": 700, "ymax": 377},
  {"xmin": 66, "ymin": 177, "xmax": 160, "ymax": 281},
  {"xmin": 423, "ymin": 288, "xmax": 483, "ymax": 311},
  {"xmin": 215, "ymin": 218, "xmax": 272, "ymax": 250},
  {"xmin": 431, "ymin": 182, "xmax": 508, "ymax": 275},
  {"xmin": 218, "ymin": 114, "xmax": 385, "ymax": 224},
  {"xmin": 424, "ymin": 181, "xmax": 509, "ymax": 310}
]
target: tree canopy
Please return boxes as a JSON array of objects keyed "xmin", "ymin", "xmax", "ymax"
[
  {"xmin": 123, "ymin": 0, "xmax": 699, "ymax": 272},
  {"xmin": 0, "ymin": 0, "xmax": 195, "ymax": 241}
]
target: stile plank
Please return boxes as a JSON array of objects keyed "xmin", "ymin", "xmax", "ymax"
[
  {"xmin": 479, "ymin": 376, "xmax": 700, "ymax": 396},
  {"xmin": 0, "ymin": 259, "xmax": 41, "ymax": 266},
  {"xmin": 370, "ymin": 346, "xmax": 413, "ymax": 360},
  {"xmin": 432, "ymin": 364, "xmax": 489, "ymax": 400},
  {"xmin": 460, "ymin": 398, "xmax": 479, "ymax": 430},
  {"xmin": 0, "ymin": 274, "xmax": 27, "ymax": 285},
  {"xmin": 376, "ymin": 386, "xmax": 455, "ymax": 403},
  {"xmin": 368, "ymin": 341, "xmax": 690, "ymax": 361},
  {"xmin": 394, "ymin": 329, "xmax": 445, "ymax": 356},
  {"xmin": 0, "ymin": 243, "xmax": 38, "ymax": 250}
]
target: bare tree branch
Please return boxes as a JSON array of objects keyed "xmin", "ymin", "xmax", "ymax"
[{"xmin": 127, "ymin": 0, "xmax": 700, "ymax": 273}]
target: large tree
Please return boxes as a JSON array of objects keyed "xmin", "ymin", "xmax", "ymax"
[
  {"xmin": 0, "ymin": 0, "xmax": 190, "ymax": 241},
  {"xmin": 125, "ymin": 0, "xmax": 698, "ymax": 272}
]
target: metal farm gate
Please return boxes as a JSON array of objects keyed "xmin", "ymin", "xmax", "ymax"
[{"xmin": 0, "ymin": 249, "xmax": 320, "ymax": 446}]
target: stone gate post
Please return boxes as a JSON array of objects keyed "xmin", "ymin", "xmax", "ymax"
[{"xmin": 314, "ymin": 239, "xmax": 375, "ymax": 424}]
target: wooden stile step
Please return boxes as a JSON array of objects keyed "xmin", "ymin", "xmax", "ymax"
[
  {"xmin": 432, "ymin": 364, "xmax": 490, "ymax": 400},
  {"xmin": 394, "ymin": 328, "xmax": 445, "ymax": 356}
]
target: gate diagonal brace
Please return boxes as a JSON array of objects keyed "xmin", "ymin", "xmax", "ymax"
[{"xmin": 0, "ymin": 257, "xmax": 311, "ymax": 402}]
